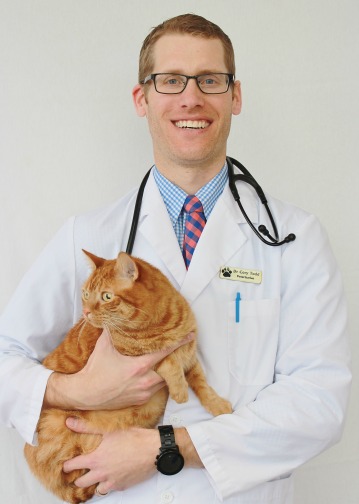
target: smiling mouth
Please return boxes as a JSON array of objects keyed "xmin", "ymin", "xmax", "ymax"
[{"xmin": 175, "ymin": 120, "xmax": 210, "ymax": 129}]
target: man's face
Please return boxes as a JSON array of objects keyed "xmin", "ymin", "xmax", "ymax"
[{"xmin": 133, "ymin": 34, "xmax": 241, "ymax": 173}]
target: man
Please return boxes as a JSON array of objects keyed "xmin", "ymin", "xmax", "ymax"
[{"xmin": 0, "ymin": 13, "xmax": 351, "ymax": 504}]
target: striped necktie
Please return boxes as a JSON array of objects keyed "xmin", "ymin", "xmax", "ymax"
[{"xmin": 183, "ymin": 195, "xmax": 206, "ymax": 269}]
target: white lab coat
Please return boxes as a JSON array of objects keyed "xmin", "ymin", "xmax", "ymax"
[{"xmin": 0, "ymin": 170, "xmax": 351, "ymax": 503}]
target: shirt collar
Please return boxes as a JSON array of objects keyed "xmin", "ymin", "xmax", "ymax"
[{"xmin": 153, "ymin": 164, "xmax": 228, "ymax": 225}]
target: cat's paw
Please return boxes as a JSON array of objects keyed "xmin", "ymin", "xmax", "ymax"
[
  {"xmin": 170, "ymin": 386, "xmax": 189, "ymax": 404},
  {"xmin": 206, "ymin": 397, "xmax": 232, "ymax": 416},
  {"xmin": 213, "ymin": 398, "xmax": 233, "ymax": 416}
]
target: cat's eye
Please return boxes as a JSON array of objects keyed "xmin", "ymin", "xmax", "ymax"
[
  {"xmin": 102, "ymin": 292, "xmax": 113, "ymax": 302},
  {"xmin": 82, "ymin": 290, "xmax": 89, "ymax": 300}
]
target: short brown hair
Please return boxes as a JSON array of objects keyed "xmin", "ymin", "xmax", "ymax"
[{"xmin": 138, "ymin": 13, "xmax": 236, "ymax": 83}]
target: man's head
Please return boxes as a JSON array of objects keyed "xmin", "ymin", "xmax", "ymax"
[
  {"xmin": 133, "ymin": 14, "xmax": 241, "ymax": 180},
  {"xmin": 138, "ymin": 14, "xmax": 236, "ymax": 83}
]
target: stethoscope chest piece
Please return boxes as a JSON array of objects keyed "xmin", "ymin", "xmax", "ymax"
[{"xmin": 227, "ymin": 157, "xmax": 296, "ymax": 247}]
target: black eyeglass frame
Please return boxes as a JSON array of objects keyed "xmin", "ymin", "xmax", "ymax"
[{"xmin": 141, "ymin": 73, "xmax": 235, "ymax": 95}]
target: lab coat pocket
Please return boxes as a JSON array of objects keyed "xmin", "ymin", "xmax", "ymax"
[{"xmin": 228, "ymin": 298, "xmax": 280, "ymax": 385}]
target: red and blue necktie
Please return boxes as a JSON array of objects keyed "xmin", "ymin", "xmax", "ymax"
[{"xmin": 183, "ymin": 195, "xmax": 206, "ymax": 269}]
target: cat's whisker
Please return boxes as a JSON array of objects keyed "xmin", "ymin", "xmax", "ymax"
[
  {"xmin": 104, "ymin": 318, "xmax": 126, "ymax": 332},
  {"xmin": 120, "ymin": 301, "xmax": 151, "ymax": 321},
  {"xmin": 103, "ymin": 313, "xmax": 143, "ymax": 328},
  {"xmin": 77, "ymin": 318, "xmax": 88, "ymax": 346},
  {"xmin": 133, "ymin": 305, "xmax": 151, "ymax": 318},
  {"xmin": 108, "ymin": 318, "xmax": 139, "ymax": 328},
  {"xmin": 104, "ymin": 319, "xmax": 133, "ymax": 339}
]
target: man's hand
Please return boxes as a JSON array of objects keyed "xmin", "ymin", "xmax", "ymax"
[
  {"xmin": 63, "ymin": 418, "xmax": 203, "ymax": 495},
  {"xmin": 43, "ymin": 328, "xmax": 194, "ymax": 411},
  {"xmin": 63, "ymin": 420, "xmax": 159, "ymax": 495}
]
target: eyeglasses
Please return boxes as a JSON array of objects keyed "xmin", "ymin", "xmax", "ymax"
[{"xmin": 141, "ymin": 73, "xmax": 234, "ymax": 95}]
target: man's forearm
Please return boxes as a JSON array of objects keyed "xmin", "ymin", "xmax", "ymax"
[
  {"xmin": 43, "ymin": 371, "xmax": 80, "ymax": 410},
  {"xmin": 44, "ymin": 367, "xmax": 204, "ymax": 468},
  {"xmin": 42, "ymin": 330, "xmax": 193, "ymax": 413}
]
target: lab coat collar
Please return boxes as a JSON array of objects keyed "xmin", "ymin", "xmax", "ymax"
[
  {"xmin": 138, "ymin": 172, "xmax": 187, "ymax": 287},
  {"xmin": 137, "ymin": 170, "xmax": 259, "ymax": 303}
]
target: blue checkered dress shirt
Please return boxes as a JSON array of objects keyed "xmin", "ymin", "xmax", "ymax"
[{"xmin": 153, "ymin": 164, "xmax": 228, "ymax": 250}]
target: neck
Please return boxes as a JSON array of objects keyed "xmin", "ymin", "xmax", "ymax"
[{"xmin": 155, "ymin": 158, "xmax": 226, "ymax": 194}]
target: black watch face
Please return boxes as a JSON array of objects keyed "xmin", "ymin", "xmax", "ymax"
[{"xmin": 157, "ymin": 450, "xmax": 184, "ymax": 475}]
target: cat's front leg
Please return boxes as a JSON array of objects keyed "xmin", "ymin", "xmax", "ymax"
[
  {"xmin": 155, "ymin": 355, "xmax": 189, "ymax": 404},
  {"xmin": 186, "ymin": 360, "xmax": 232, "ymax": 416}
]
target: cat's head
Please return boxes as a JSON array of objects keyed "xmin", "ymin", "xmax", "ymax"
[{"xmin": 81, "ymin": 250, "xmax": 141, "ymax": 330}]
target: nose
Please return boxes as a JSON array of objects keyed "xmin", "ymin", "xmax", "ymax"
[
  {"xmin": 179, "ymin": 78, "xmax": 205, "ymax": 107},
  {"xmin": 83, "ymin": 307, "xmax": 91, "ymax": 318}
]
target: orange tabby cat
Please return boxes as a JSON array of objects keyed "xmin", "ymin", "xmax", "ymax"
[{"xmin": 24, "ymin": 251, "xmax": 231, "ymax": 504}]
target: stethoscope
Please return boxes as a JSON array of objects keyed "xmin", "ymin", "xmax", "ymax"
[{"xmin": 126, "ymin": 156, "xmax": 296, "ymax": 254}]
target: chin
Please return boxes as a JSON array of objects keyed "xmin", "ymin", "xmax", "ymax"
[{"xmin": 174, "ymin": 150, "xmax": 221, "ymax": 166}]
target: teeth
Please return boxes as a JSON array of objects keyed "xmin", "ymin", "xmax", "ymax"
[{"xmin": 175, "ymin": 120, "xmax": 209, "ymax": 129}]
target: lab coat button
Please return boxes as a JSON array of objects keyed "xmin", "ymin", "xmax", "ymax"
[
  {"xmin": 169, "ymin": 414, "xmax": 182, "ymax": 426},
  {"xmin": 160, "ymin": 491, "xmax": 174, "ymax": 503}
]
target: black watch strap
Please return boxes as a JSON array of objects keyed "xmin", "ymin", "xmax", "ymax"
[{"xmin": 158, "ymin": 425, "xmax": 177, "ymax": 450}]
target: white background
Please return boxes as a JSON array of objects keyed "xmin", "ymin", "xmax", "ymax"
[{"xmin": 0, "ymin": 1, "xmax": 358, "ymax": 503}]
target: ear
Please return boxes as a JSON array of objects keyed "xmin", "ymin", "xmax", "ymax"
[
  {"xmin": 231, "ymin": 80, "xmax": 242, "ymax": 116},
  {"xmin": 82, "ymin": 249, "xmax": 106, "ymax": 271},
  {"xmin": 132, "ymin": 83, "xmax": 148, "ymax": 117},
  {"xmin": 115, "ymin": 252, "xmax": 139, "ymax": 281}
]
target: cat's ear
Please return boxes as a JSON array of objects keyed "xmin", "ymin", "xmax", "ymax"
[
  {"xmin": 82, "ymin": 249, "xmax": 106, "ymax": 271},
  {"xmin": 115, "ymin": 252, "xmax": 139, "ymax": 282}
]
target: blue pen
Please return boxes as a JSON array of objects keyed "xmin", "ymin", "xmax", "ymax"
[{"xmin": 235, "ymin": 292, "xmax": 241, "ymax": 323}]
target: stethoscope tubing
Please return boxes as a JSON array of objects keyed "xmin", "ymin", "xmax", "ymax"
[
  {"xmin": 126, "ymin": 158, "xmax": 296, "ymax": 254},
  {"xmin": 226, "ymin": 157, "xmax": 296, "ymax": 246},
  {"xmin": 126, "ymin": 169, "xmax": 151, "ymax": 255}
]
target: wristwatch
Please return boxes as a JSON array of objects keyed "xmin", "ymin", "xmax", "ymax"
[{"xmin": 155, "ymin": 425, "xmax": 184, "ymax": 475}]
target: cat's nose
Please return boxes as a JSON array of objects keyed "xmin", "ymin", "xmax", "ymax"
[{"xmin": 83, "ymin": 307, "xmax": 91, "ymax": 318}]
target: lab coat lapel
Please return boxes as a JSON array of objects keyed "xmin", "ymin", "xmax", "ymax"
[
  {"xmin": 137, "ymin": 172, "xmax": 187, "ymax": 288},
  {"xmin": 180, "ymin": 183, "xmax": 258, "ymax": 303},
  {"xmin": 135, "ymin": 172, "xmax": 258, "ymax": 301}
]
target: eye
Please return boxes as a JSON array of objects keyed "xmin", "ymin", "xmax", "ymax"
[
  {"xmin": 167, "ymin": 77, "xmax": 180, "ymax": 85},
  {"xmin": 161, "ymin": 74, "xmax": 186, "ymax": 87},
  {"xmin": 82, "ymin": 290, "xmax": 89, "ymax": 300},
  {"xmin": 198, "ymin": 74, "xmax": 224, "ymax": 90},
  {"xmin": 102, "ymin": 292, "xmax": 113, "ymax": 302}
]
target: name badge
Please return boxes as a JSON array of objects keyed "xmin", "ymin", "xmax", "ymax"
[{"xmin": 220, "ymin": 266, "xmax": 262, "ymax": 284}]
